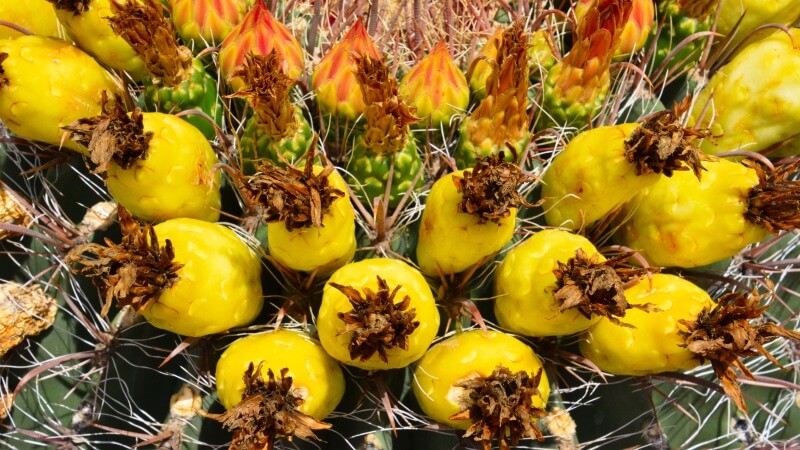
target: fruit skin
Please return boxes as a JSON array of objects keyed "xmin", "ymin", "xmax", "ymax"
[
  {"xmin": 542, "ymin": 123, "xmax": 647, "ymax": 230},
  {"xmin": 142, "ymin": 58, "xmax": 222, "ymax": 139},
  {"xmin": 689, "ymin": 28, "xmax": 800, "ymax": 156},
  {"xmin": 347, "ymin": 134, "xmax": 422, "ymax": 208},
  {"xmin": 318, "ymin": 258, "xmax": 439, "ymax": 371},
  {"xmin": 715, "ymin": 0, "xmax": 800, "ymax": 50},
  {"xmin": 141, "ymin": 218, "xmax": 263, "ymax": 337},
  {"xmin": 106, "ymin": 112, "xmax": 222, "ymax": 223},
  {"xmin": 239, "ymin": 106, "xmax": 313, "ymax": 174},
  {"xmin": 416, "ymin": 170, "xmax": 516, "ymax": 277},
  {"xmin": 617, "ymin": 158, "xmax": 769, "ymax": 268},
  {"xmin": 494, "ymin": 229, "xmax": 604, "ymax": 337},
  {"xmin": 0, "ymin": 35, "xmax": 122, "ymax": 154},
  {"xmin": 215, "ymin": 329, "xmax": 345, "ymax": 419},
  {"xmin": 413, "ymin": 329, "xmax": 550, "ymax": 429},
  {"xmin": 169, "ymin": 0, "xmax": 245, "ymax": 48},
  {"xmin": 311, "ymin": 19, "xmax": 380, "ymax": 121},
  {"xmin": 268, "ymin": 166, "xmax": 356, "ymax": 275},
  {"xmin": 579, "ymin": 273, "xmax": 715, "ymax": 375},
  {"xmin": 0, "ymin": 0, "xmax": 64, "ymax": 39},
  {"xmin": 53, "ymin": 0, "xmax": 147, "ymax": 79}
]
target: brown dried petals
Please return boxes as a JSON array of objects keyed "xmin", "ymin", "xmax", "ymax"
[
  {"xmin": 66, "ymin": 207, "xmax": 182, "ymax": 316},
  {"xmin": 109, "ymin": 0, "xmax": 193, "ymax": 87},
  {"xmin": 552, "ymin": 249, "xmax": 653, "ymax": 326},
  {"xmin": 330, "ymin": 276, "xmax": 420, "ymax": 364},
  {"xmin": 206, "ymin": 363, "xmax": 330, "ymax": 450},
  {"xmin": 64, "ymin": 92, "xmax": 153, "ymax": 173},
  {"xmin": 745, "ymin": 159, "xmax": 800, "ymax": 234},
  {"xmin": 0, "ymin": 187, "xmax": 30, "ymax": 240},
  {"xmin": 242, "ymin": 149, "xmax": 344, "ymax": 231},
  {"xmin": 449, "ymin": 367, "xmax": 546, "ymax": 450},
  {"xmin": 678, "ymin": 0, "xmax": 719, "ymax": 20},
  {"xmin": 0, "ymin": 282, "xmax": 58, "ymax": 357},
  {"xmin": 230, "ymin": 51, "xmax": 298, "ymax": 140},
  {"xmin": 48, "ymin": 0, "xmax": 89, "ymax": 13},
  {"xmin": 453, "ymin": 151, "xmax": 538, "ymax": 223},
  {"xmin": 354, "ymin": 55, "xmax": 419, "ymax": 155},
  {"xmin": 624, "ymin": 101, "xmax": 708, "ymax": 178},
  {"xmin": 679, "ymin": 290, "xmax": 800, "ymax": 412}
]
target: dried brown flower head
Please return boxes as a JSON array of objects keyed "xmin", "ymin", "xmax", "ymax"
[
  {"xmin": 354, "ymin": 54, "xmax": 419, "ymax": 155},
  {"xmin": 48, "ymin": 0, "xmax": 89, "ymax": 13},
  {"xmin": 109, "ymin": 0, "xmax": 193, "ymax": 87},
  {"xmin": 329, "ymin": 276, "xmax": 420, "ymax": 364},
  {"xmin": 66, "ymin": 207, "xmax": 182, "ymax": 316},
  {"xmin": 453, "ymin": 151, "xmax": 539, "ymax": 223},
  {"xmin": 450, "ymin": 367, "xmax": 547, "ymax": 450},
  {"xmin": 230, "ymin": 51, "xmax": 298, "ymax": 140},
  {"xmin": 744, "ymin": 159, "xmax": 800, "ymax": 234},
  {"xmin": 680, "ymin": 290, "xmax": 800, "ymax": 412},
  {"xmin": 0, "ymin": 187, "xmax": 30, "ymax": 241},
  {"xmin": 241, "ymin": 148, "xmax": 344, "ymax": 231},
  {"xmin": 0, "ymin": 282, "xmax": 58, "ymax": 357},
  {"xmin": 64, "ymin": 92, "xmax": 153, "ymax": 173},
  {"xmin": 625, "ymin": 99, "xmax": 709, "ymax": 178},
  {"xmin": 552, "ymin": 249, "xmax": 654, "ymax": 326},
  {"xmin": 205, "ymin": 363, "xmax": 330, "ymax": 450}
]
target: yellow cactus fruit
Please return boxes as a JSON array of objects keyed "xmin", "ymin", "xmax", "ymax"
[
  {"xmin": 51, "ymin": 0, "xmax": 147, "ymax": 79},
  {"xmin": 413, "ymin": 329, "xmax": 550, "ymax": 449},
  {"xmin": 318, "ymin": 258, "xmax": 440, "ymax": 370},
  {"xmin": 67, "ymin": 209, "xmax": 263, "ymax": 336},
  {"xmin": 716, "ymin": 0, "xmax": 800, "ymax": 50},
  {"xmin": 212, "ymin": 329, "xmax": 345, "ymax": 448},
  {"xmin": 416, "ymin": 154, "xmax": 535, "ymax": 277},
  {"xmin": 0, "ymin": 35, "xmax": 122, "ymax": 154},
  {"xmin": 0, "ymin": 0, "xmax": 64, "ymax": 39}
]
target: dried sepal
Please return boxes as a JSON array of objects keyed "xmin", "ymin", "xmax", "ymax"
[
  {"xmin": 0, "ymin": 282, "xmax": 58, "ymax": 357},
  {"xmin": 0, "ymin": 53, "xmax": 8, "ymax": 88},
  {"xmin": 679, "ymin": 289, "xmax": 800, "ymax": 412},
  {"xmin": 109, "ymin": 0, "xmax": 193, "ymax": 87},
  {"xmin": 204, "ymin": 363, "xmax": 330, "ymax": 450},
  {"xmin": 64, "ymin": 92, "xmax": 153, "ymax": 173},
  {"xmin": 625, "ymin": 99, "xmax": 709, "ymax": 178},
  {"xmin": 240, "ymin": 147, "xmax": 343, "ymax": 231},
  {"xmin": 453, "ymin": 151, "xmax": 539, "ymax": 223},
  {"xmin": 0, "ymin": 187, "xmax": 31, "ymax": 240},
  {"xmin": 354, "ymin": 54, "xmax": 419, "ymax": 155},
  {"xmin": 66, "ymin": 207, "xmax": 182, "ymax": 316},
  {"xmin": 449, "ymin": 367, "xmax": 547, "ymax": 450},
  {"xmin": 329, "ymin": 276, "xmax": 420, "ymax": 364},
  {"xmin": 48, "ymin": 0, "xmax": 89, "ymax": 13},
  {"xmin": 744, "ymin": 159, "xmax": 800, "ymax": 234},
  {"xmin": 552, "ymin": 249, "xmax": 654, "ymax": 326},
  {"xmin": 230, "ymin": 51, "xmax": 298, "ymax": 140},
  {"xmin": 678, "ymin": 0, "xmax": 718, "ymax": 20}
]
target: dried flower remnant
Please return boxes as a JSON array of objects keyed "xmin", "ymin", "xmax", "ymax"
[
  {"xmin": 744, "ymin": 159, "xmax": 800, "ymax": 234},
  {"xmin": 48, "ymin": 0, "xmax": 89, "ymax": 13},
  {"xmin": 680, "ymin": 290, "xmax": 800, "ymax": 412},
  {"xmin": 0, "ymin": 282, "xmax": 58, "ymax": 357},
  {"xmin": 329, "ymin": 276, "xmax": 420, "ymax": 364},
  {"xmin": 625, "ymin": 100, "xmax": 709, "ymax": 178},
  {"xmin": 66, "ymin": 207, "xmax": 182, "ymax": 316},
  {"xmin": 454, "ymin": 151, "xmax": 539, "ymax": 223},
  {"xmin": 205, "ymin": 363, "xmax": 330, "ymax": 450},
  {"xmin": 553, "ymin": 249, "xmax": 654, "ymax": 326},
  {"xmin": 109, "ymin": 0, "xmax": 193, "ymax": 87},
  {"xmin": 64, "ymin": 92, "xmax": 153, "ymax": 173},
  {"xmin": 230, "ymin": 51, "xmax": 298, "ymax": 140},
  {"xmin": 0, "ymin": 187, "xmax": 30, "ymax": 240},
  {"xmin": 240, "ymin": 148, "xmax": 344, "ymax": 231},
  {"xmin": 0, "ymin": 53, "xmax": 8, "ymax": 88},
  {"xmin": 450, "ymin": 367, "xmax": 547, "ymax": 450}
]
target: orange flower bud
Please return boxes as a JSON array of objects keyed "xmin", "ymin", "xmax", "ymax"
[
  {"xmin": 575, "ymin": 0, "xmax": 653, "ymax": 56},
  {"xmin": 169, "ymin": 0, "xmax": 246, "ymax": 47}
]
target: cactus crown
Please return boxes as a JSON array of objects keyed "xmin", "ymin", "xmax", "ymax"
[
  {"xmin": 450, "ymin": 367, "xmax": 547, "ymax": 450},
  {"xmin": 744, "ymin": 160, "xmax": 800, "ymax": 233},
  {"xmin": 241, "ymin": 147, "xmax": 344, "ymax": 231},
  {"xmin": 231, "ymin": 51, "xmax": 297, "ymax": 140},
  {"xmin": 48, "ymin": 0, "xmax": 89, "ymax": 13},
  {"xmin": 453, "ymin": 151, "xmax": 538, "ymax": 223},
  {"xmin": 624, "ymin": 99, "xmax": 709, "ymax": 178},
  {"xmin": 552, "ymin": 249, "xmax": 653, "ymax": 325},
  {"xmin": 205, "ymin": 363, "xmax": 330, "ymax": 450},
  {"xmin": 329, "ymin": 275, "xmax": 420, "ymax": 364},
  {"xmin": 109, "ymin": 0, "xmax": 193, "ymax": 87},
  {"xmin": 354, "ymin": 54, "xmax": 419, "ymax": 155},
  {"xmin": 66, "ymin": 207, "xmax": 183, "ymax": 316},
  {"xmin": 64, "ymin": 92, "xmax": 154, "ymax": 173},
  {"xmin": 680, "ymin": 289, "xmax": 800, "ymax": 412}
]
